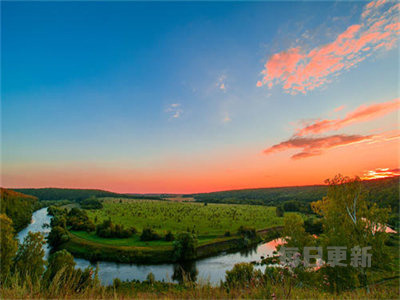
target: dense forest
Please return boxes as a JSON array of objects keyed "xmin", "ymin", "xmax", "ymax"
[
  {"xmin": 0, "ymin": 188, "xmax": 38, "ymax": 231},
  {"xmin": 13, "ymin": 188, "xmax": 163, "ymax": 202},
  {"xmin": 191, "ymin": 176, "xmax": 399, "ymax": 206}
]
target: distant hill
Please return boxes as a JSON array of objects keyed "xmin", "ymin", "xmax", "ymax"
[
  {"xmin": 190, "ymin": 176, "xmax": 399, "ymax": 214},
  {"xmin": 0, "ymin": 188, "xmax": 38, "ymax": 231},
  {"xmin": 13, "ymin": 188, "xmax": 163, "ymax": 201}
]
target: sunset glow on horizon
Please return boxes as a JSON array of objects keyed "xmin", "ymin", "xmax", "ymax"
[{"xmin": 2, "ymin": 0, "xmax": 399, "ymax": 194}]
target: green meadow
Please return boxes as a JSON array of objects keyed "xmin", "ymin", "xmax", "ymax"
[{"xmin": 85, "ymin": 198, "xmax": 285, "ymax": 236}]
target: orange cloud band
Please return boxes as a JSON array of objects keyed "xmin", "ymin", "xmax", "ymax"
[{"xmin": 296, "ymin": 98, "xmax": 400, "ymax": 136}]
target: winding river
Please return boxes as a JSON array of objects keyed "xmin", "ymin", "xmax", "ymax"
[{"xmin": 17, "ymin": 208, "xmax": 280, "ymax": 285}]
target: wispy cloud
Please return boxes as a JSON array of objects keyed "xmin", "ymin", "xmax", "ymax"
[
  {"xmin": 295, "ymin": 98, "xmax": 400, "ymax": 136},
  {"xmin": 165, "ymin": 103, "xmax": 183, "ymax": 119},
  {"xmin": 257, "ymin": 0, "xmax": 399, "ymax": 94},
  {"xmin": 361, "ymin": 167, "xmax": 400, "ymax": 180},
  {"xmin": 264, "ymin": 134, "xmax": 374, "ymax": 160},
  {"xmin": 222, "ymin": 113, "xmax": 231, "ymax": 123},
  {"xmin": 334, "ymin": 105, "xmax": 346, "ymax": 112},
  {"xmin": 216, "ymin": 75, "xmax": 227, "ymax": 92}
]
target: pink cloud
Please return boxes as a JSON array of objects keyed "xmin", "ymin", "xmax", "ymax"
[
  {"xmin": 334, "ymin": 105, "xmax": 345, "ymax": 112},
  {"xmin": 257, "ymin": 1, "xmax": 399, "ymax": 94},
  {"xmin": 264, "ymin": 134, "xmax": 374, "ymax": 160},
  {"xmin": 296, "ymin": 98, "xmax": 400, "ymax": 136}
]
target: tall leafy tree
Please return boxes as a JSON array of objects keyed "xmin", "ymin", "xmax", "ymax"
[
  {"xmin": 0, "ymin": 214, "xmax": 18, "ymax": 284},
  {"xmin": 173, "ymin": 232, "xmax": 198, "ymax": 261},
  {"xmin": 14, "ymin": 232, "xmax": 46, "ymax": 283},
  {"xmin": 282, "ymin": 214, "xmax": 314, "ymax": 252},
  {"xmin": 44, "ymin": 249, "xmax": 76, "ymax": 284},
  {"xmin": 311, "ymin": 175, "xmax": 391, "ymax": 292}
]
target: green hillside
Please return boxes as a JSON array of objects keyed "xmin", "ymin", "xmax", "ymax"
[{"xmin": 0, "ymin": 188, "xmax": 38, "ymax": 231}]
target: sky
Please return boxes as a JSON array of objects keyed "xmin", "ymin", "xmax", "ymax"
[{"xmin": 1, "ymin": 0, "xmax": 399, "ymax": 193}]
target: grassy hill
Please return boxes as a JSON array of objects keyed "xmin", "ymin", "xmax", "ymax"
[{"xmin": 0, "ymin": 188, "xmax": 38, "ymax": 231}]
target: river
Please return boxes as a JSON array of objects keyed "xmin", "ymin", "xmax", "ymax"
[{"xmin": 17, "ymin": 207, "xmax": 281, "ymax": 285}]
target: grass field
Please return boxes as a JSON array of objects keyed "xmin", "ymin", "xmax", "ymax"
[{"xmin": 86, "ymin": 198, "xmax": 285, "ymax": 236}]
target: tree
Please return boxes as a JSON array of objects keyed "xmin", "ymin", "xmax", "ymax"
[
  {"xmin": 0, "ymin": 214, "xmax": 18, "ymax": 284},
  {"xmin": 282, "ymin": 214, "xmax": 314, "ymax": 252},
  {"xmin": 311, "ymin": 175, "xmax": 391, "ymax": 292},
  {"xmin": 165, "ymin": 231, "xmax": 175, "ymax": 241},
  {"xmin": 47, "ymin": 226, "xmax": 70, "ymax": 248},
  {"xmin": 44, "ymin": 249, "xmax": 76, "ymax": 283},
  {"xmin": 14, "ymin": 232, "xmax": 46, "ymax": 283},
  {"xmin": 276, "ymin": 206, "xmax": 284, "ymax": 217},
  {"xmin": 140, "ymin": 228, "xmax": 161, "ymax": 241},
  {"xmin": 173, "ymin": 232, "xmax": 198, "ymax": 261}
]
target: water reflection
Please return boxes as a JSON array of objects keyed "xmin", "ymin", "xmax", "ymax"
[{"xmin": 172, "ymin": 260, "xmax": 198, "ymax": 283}]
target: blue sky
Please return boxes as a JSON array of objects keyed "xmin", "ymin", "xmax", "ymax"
[{"xmin": 2, "ymin": 1, "xmax": 399, "ymax": 193}]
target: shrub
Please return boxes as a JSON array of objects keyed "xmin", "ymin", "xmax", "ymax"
[
  {"xmin": 225, "ymin": 263, "xmax": 260, "ymax": 288},
  {"xmin": 47, "ymin": 226, "xmax": 70, "ymax": 247},
  {"xmin": 67, "ymin": 208, "xmax": 95, "ymax": 232},
  {"xmin": 44, "ymin": 249, "xmax": 75, "ymax": 283},
  {"xmin": 165, "ymin": 231, "xmax": 175, "ymax": 241},
  {"xmin": 276, "ymin": 206, "xmax": 284, "ymax": 217},
  {"xmin": 238, "ymin": 226, "xmax": 257, "ymax": 239},
  {"xmin": 140, "ymin": 228, "xmax": 161, "ymax": 241},
  {"xmin": 51, "ymin": 215, "xmax": 67, "ymax": 228},
  {"xmin": 304, "ymin": 217, "xmax": 323, "ymax": 235},
  {"xmin": 146, "ymin": 272, "xmax": 155, "ymax": 284},
  {"xmin": 96, "ymin": 219, "xmax": 133, "ymax": 238}
]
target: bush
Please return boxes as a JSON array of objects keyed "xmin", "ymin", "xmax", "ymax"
[
  {"xmin": 224, "ymin": 231, "xmax": 231, "ymax": 237},
  {"xmin": 50, "ymin": 215, "xmax": 67, "ymax": 228},
  {"xmin": 238, "ymin": 226, "xmax": 257, "ymax": 239},
  {"xmin": 44, "ymin": 249, "xmax": 75, "ymax": 283},
  {"xmin": 67, "ymin": 208, "xmax": 95, "ymax": 232},
  {"xmin": 225, "ymin": 263, "xmax": 261, "ymax": 288},
  {"xmin": 96, "ymin": 219, "xmax": 134, "ymax": 238},
  {"xmin": 146, "ymin": 272, "xmax": 155, "ymax": 284},
  {"xmin": 47, "ymin": 226, "xmax": 70, "ymax": 247},
  {"xmin": 304, "ymin": 217, "xmax": 323, "ymax": 235},
  {"xmin": 140, "ymin": 228, "xmax": 161, "ymax": 241},
  {"xmin": 165, "ymin": 231, "xmax": 175, "ymax": 241},
  {"xmin": 276, "ymin": 206, "xmax": 284, "ymax": 217}
]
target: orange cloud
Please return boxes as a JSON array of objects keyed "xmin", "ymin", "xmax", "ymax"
[
  {"xmin": 264, "ymin": 134, "xmax": 374, "ymax": 160},
  {"xmin": 334, "ymin": 105, "xmax": 345, "ymax": 112},
  {"xmin": 257, "ymin": 1, "xmax": 399, "ymax": 94},
  {"xmin": 296, "ymin": 98, "xmax": 400, "ymax": 136},
  {"xmin": 360, "ymin": 167, "xmax": 400, "ymax": 180}
]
